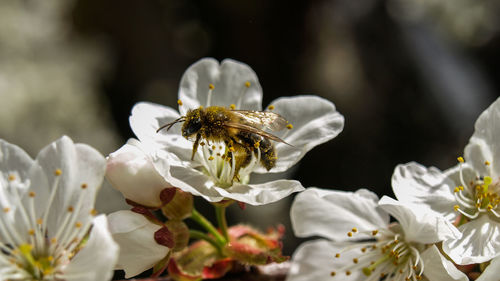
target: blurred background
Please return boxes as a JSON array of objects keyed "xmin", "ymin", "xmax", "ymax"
[{"xmin": 1, "ymin": 0, "xmax": 500, "ymax": 270}]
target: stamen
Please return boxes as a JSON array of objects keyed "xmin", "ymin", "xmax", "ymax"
[
  {"xmin": 206, "ymin": 84, "xmax": 215, "ymax": 107},
  {"xmin": 268, "ymin": 105, "xmax": 275, "ymax": 110},
  {"xmin": 177, "ymin": 99, "xmax": 183, "ymax": 106},
  {"xmin": 230, "ymin": 104, "xmax": 236, "ymax": 110}
]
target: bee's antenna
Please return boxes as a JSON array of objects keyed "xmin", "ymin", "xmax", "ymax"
[{"xmin": 156, "ymin": 117, "xmax": 185, "ymax": 133}]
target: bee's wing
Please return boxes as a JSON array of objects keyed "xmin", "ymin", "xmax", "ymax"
[
  {"xmin": 230, "ymin": 110, "xmax": 288, "ymax": 131},
  {"xmin": 224, "ymin": 122, "xmax": 291, "ymax": 145}
]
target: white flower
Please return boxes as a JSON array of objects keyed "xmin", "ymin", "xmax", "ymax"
[
  {"xmin": 130, "ymin": 58, "xmax": 344, "ymax": 205},
  {"xmin": 0, "ymin": 136, "xmax": 119, "ymax": 281},
  {"xmin": 392, "ymin": 97, "xmax": 500, "ymax": 264},
  {"xmin": 106, "ymin": 139, "xmax": 173, "ymax": 207},
  {"xmin": 287, "ymin": 188, "xmax": 464, "ymax": 281},
  {"xmin": 108, "ymin": 210, "xmax": 171, "ymax": 278}
]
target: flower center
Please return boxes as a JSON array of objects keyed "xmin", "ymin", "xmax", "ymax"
[
  {"xmin": 331, "ymin": 226, "xmax": 424, "ymax": 280},
  {"xmin": 0, "ymin": 169, "xmax": 96, "ymax": 280},
  {"xmin": 198, "ymin": 141, "xmax": 261, "ymax": 188},
  {"xmin": 453, "ymin": 157, "xmax": 500, "ymax": 221}
]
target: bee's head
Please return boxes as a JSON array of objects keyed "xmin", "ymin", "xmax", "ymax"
[{"xmin": 182, "ymin": 108, "xmax": 202, "ymax": 138}]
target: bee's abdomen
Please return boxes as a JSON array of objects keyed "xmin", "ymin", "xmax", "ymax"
[
  {"xmin": 258, "ymin": 138, "xmax": 276, "ymax": 171},
  {"xmin": 235, "ymin": 131, "xmax": 276, "ymax": 171}
]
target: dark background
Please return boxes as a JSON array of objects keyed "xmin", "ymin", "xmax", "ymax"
[
  {"xmin": 72, "ymin": 0, "xmax": 500, "ymax": 197},
  {"xmin": 69, "ymin": 0, "xmax": 499, "ymax": 277}
]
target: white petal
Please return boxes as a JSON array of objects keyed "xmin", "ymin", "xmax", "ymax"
[
  {"xmin": 0, "ymin": 139, "xmax": 43, "ymax": 229},
  {"xmin": 63, "ymin": 215, "xmax": 119, "ymax": 281},
  {"xmin": 178, "ymin": 58, "xmax": 262, "ymax": 114},
  {"xmin": 106, "ymin": 141, "xmax": 172, "ymax": 207},
  {"xmin": 256, "ymin": 96, "xmax": 344, "ymax": 173},
  {"xmin": 421, "ymin": 245, "xmax": 468, "ymax": 281},
  {"xmin": 108, "ymin": 210, "xmax": 170, "ymax": 278},
  {"xmin": 287, "ymin": 239, "xmax": 362, "ymax": 281},
  {"xmin": 378, "ymin": 196, "xmax": 461, "ymax": 244},
  {"xmin": 35, "ymin": 136, "xmax": 106, "ymax": 238},
  {"xmin": 392, "ymin": 162, "xmax": 457, "ymax": 221},
  {"xmin": 129, "ymin": 102, "xmax": 192, "ymax": 159},
  {"xmin": 214, "ymin": 179, "xmax": 304, "ymax": 205},
  {"xmin": 0, "ymin": 138, "xmax": 35, "ymax": 182},
  {"xmin": 476, "ymin": 255, "xmax": 500, "ymax": 281},
  {"xmin": 464, "ymin": 97, "xmax": 500, "ymax": 177},
  {"xmin": 291, "ymin": 188, "xmax": 389, "ymax": 241},
  {"xmin": 443, "ymin": 215, "xmax": 500, "ymax": 264},
  {"xmin": 155, "ymin": 161, "xmax": 224, "ymax": 202}
]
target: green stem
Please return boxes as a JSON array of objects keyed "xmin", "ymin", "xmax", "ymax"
[
  {"xmin": 190, "ymin": 208, "xmax": 226, "ymax": 244},
  {"xmin": 189, "ymin": 230, "xmax": 223, "ymax": 254},
  {"xmin": 215, "ymin": 205, "xmax": 229, "ymax": 241}
]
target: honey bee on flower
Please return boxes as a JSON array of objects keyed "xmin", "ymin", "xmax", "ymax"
[{"xmin": 126, "ymin": 58, "xmax": 344, "ymax": 205}]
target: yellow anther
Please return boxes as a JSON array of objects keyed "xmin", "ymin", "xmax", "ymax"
[
  {"xmin": 372, "ymin": 230, "xmax": 379, "ymax": 236},
  {"xmin": 37, "ymin": 218, "xmax": 43, "ymax": 225},
  {"xmin": 286, "ymin": 123, "xmax": 293, "ymax": 130},
  {"xmin": 254, "ymin": 141, "xmax": 260, "ymax": 148},
  {"xmin": 347, "ymin": 232, "xmax": 353, "ymax": 237},
  {"xmin": 268, "ymin": 105, "xmax": 275, "ymax": 110},
  {"xmin": 330, "ymin": 272, "xmax": 336, "ymax": 276},
  {"xmin": 3, "ymin": 207, "xmax": 10, "ymax": 213},
  {"xmin": 476, "ymin": 185, "xmax": 482, "ymax": 191},
  {"xmin": 200, "ymin": 142, "xmax": 206, "ymax": 146},
  {"xmin": 335, "ymin": 253, "xmax": 340, "ymax": 258},
  {"xmin": 67, "ymin": 206, "xmax": 74, "ymax": 212},
  {"xmin": 8, "ymin": 174, "xmax": 15, "ymax": 181},
  {"xmin": 412, "ymin": 265, "xmax": 417, "ymax": 270},
  {"xmin": 416, "ymin": 275, "xmax": 422, "ymax": 280},
  {"xmin": 208, "ymin": 83, "xmax": 215, "ymax": 90},
  {"xmin": 457, "ymin": 157, "xmax": 464, "ymax": 163},
  {"xmin": 230, "ymin": 104, "xmax": 236, "ymax": 110},
  {"xmin": 54, "ymin": 169, "xmax": 62, "ymax": 176},
  {"xmin": 244, "ymin": 81, "xmax": 251, "ymax": 88},
  {"xmin": 459, "ymin": 186, "xmax": 464, "ymax": 191},
  {"xmin": 212, "ymin": 145, "xmax": 216, "ymax": 150},
  {"xmin": 50, "ymin": 238, "xmax": 57, "ymax": 244},
  {"xmin": 381, "ymin": 273, "xmax": 387, "ymax": 278},
  {"xmin": 177, "ymin": 99, "xmax": 183, "ymax": 106},
  {"xmin": 28, "ymin": 229, "xmax": 35, "ymax": 236},
  {"xmin": 229, "ymin": 147, "xmax": 235, "ymax": 152},
  {"xmin": 75, "ymin": 222, "xmax": 82, "ymax": 228},
  {"xmin": 47, "ymin": 256, "xmax": 54, "ymax": 262},
  {"xmin": 361, "ymin": 247, "xmax": 366, "ymax": 253},
  {"xmin": 352, "ymin": 227, "xmax": 358, "ymax": 232},
  {"xmin": 454, "ymin": 187, "xmax": 460, "ymax": 193},
  {"xmin": 81, "ymin": 183, "xmax": 88, "ymax": 189},
  {"xmin": 485, "ymin": 161, "xmax": 491, "ymax": 166},
  {"xmin": 487, "ymin": 204, "xmax": 494, "ymax": 211},
  {"xmin": 29, "ymin": 191, "xmax": 35, "ymax": 197},
  {"xmin": 346, "ymin": 271, "xmax": 351, "ymax": 276},
  {"xmin": 90, "ymin": 209, "xmax": 98, "ymax": 216},
  {"xmin": 208, "ymin": 156, "xmax": 214, "ymax": 161},
  {"xmin": 353, "ymin": 258, "xmax": 358, "ymax": 264}
]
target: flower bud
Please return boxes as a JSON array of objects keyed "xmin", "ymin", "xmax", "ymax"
[
  {"xmin": 108, "ymin": 210, "xmax": 171, "ymax": 278},
  {"xmin": 106, "ymin": 139, "xmax": 172, "ymax": 207}
]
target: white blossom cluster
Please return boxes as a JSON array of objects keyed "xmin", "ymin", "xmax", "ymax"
[{"xmin": 2, "ymin": 57, "xmax": 499, "ymax": 281}]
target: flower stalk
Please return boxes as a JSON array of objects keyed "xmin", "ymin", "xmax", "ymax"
[
  {"xmin": 190, "ymin": 208, "xmax": 226, "ymax": 245},
  {"xmin": 215, "ymin": 205, "xmax": 229, "ymax": 241}
]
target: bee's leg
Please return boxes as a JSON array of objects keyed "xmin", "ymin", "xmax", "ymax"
[{"xmin": 191, "ymin": 133, "xmax": 202, "ymax": 160}]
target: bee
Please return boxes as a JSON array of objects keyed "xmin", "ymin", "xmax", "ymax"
[{"xmin": 156, "ymin": 106, "xmax": 290, "ymax": 174}]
